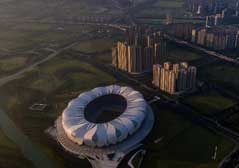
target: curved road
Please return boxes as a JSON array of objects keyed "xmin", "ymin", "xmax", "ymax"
[{"xmin": 0, "ymin": 32, "xmax": 92, "ymax": 168}]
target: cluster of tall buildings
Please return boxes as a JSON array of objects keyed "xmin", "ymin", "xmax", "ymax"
[
  {"xmin": 205, "ymin": 10, "xmax": 226, "ymax": 27},
  {"xmin": 186, "ymin": 0, "xmax": 225, "ymax": 15},
  {"xmin": 168, "ymin": 23, "xmax": 197, "ymax": 41},
  {"xmin": 112, "ymin": 27, "xmax": 167, "ymax": 73},
  {"xmin": 187, "ymin": 0, "xmax": 239, "ymax": 18},
  {"xmin": 167, "ymin": 23, "xmax": 239, "ymax": 50},
  {"xmin": 165, "ymin": 14, "xmax": 173, "ymax": 25},
  {"xmin": 192, "ymin": 26, "xmax": 239, "ymax": 50},
  {"xmin": 236, "ymin": 1, "xmax": 239, "ymax": 16},
  {"xmin": 153, "ymin": 62, "xmax": 197, "ymax": 95}
]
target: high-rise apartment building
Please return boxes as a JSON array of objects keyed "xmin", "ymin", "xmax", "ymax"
[
  {"xmin": 236, "ymin": 1, "xmax": 239, "ymax": 16},
  {"xmin": 153, "ymin": 62, "xmax": 197, "ymax": 95},
  {"xmin": 112, "ymin": 27, "xmax": 168, "ymax": 73},
  {"xmin": 197, "ymin": 29, "xmax": 207, "ymax": 45},
  {"xmin": 154, "ymin": 41, "xmax": 167, "ymax": 64},
  {"xmin": 235, "ymin": 31, "xmax": 239, "ymax": 48},
  {"xmin": 206, "ymin": 13, "xmax": 223, "ymax": 27},
  {"xmin": 189, "ymin": 25, "xmax": 239, "ymax": 50},
  {"xmin": 165, "ymin": 14, "xmax": 173, "ymax": 25}
]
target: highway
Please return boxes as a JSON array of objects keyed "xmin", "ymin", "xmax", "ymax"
[
  {"xmin": 81, "ymin": 53, "xmax": 239, "ymax": 168},
  {"xmin": 164, "ymin": 34, "xmax": 239, "ymax": 64},
  {"xmin": 0, "ymin": 30, "xmax": 98, "ymax": 167},
  {"xmin": 0, "ymin": 30, "xmax": 97, "ymax": 86},
  {"xmin": 0, "ymin": 9, "xmax": 238, "ymax": 167}
]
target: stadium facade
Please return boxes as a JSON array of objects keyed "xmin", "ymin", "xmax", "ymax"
[{"xmin": 55, "ymin": 85, "xmax": 154, "ymax": 168}]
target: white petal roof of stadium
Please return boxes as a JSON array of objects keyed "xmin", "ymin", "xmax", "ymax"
[{"xmin": 62, "ymin": 85, "xmax": 148, "ymax": 147}]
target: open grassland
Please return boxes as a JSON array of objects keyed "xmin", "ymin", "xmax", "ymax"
[
  {"xmin": 0, "ymin": 58, "xmax": 116, "ymax": 167},
  {"xmin": 0, "ymin": 22, "xmax": 101, "ymax": 79},
  {"xmin": 198, "ymin": 62, "xmax": 239, "ymax": 98},
  {"xmin": 0, "ymin": 54, "xmax": 117, "ymax": 168},
  {"xmin": 95, "ymin": 53, "xmax": 112, "ymax": 64},
  {"xmin": 0, "ymin": 129, "xmax": 33, "ymax": 168},
  {"xmin": 183, "ymin": 91, "xmax": 236, "ymax": 116},
  {"xmin": 155, "ymin": 0, "xmax": 184, "ymax": 8},
  {"xmin": 0, "ymin": 0, "xmax": 119, "ymax": 20},
  {"xmin": 72, "ymin": 29, "xmax": 123, "ymax": 55},
  {"xmin": 220, "ymin": 49, "xmax": 239, "ymax": 59},
  {"xmin": 0, "ymin": 53, "xmax": 236, "ymax": 168},
  {"xmin": 143, "ymin": 103, "xmax": 235, "ymax": 168},
  {"xmin": 137, "ymin": 18, "xmax": 204, "ymax": 25},
  {"xmin": 0, "ymin": 22, "xmax": 97, "ymax": 53},
  {"xmin": 225, "ymin": 113, "xmax": 239, "ymax": 132},
  {"xmin": 0, "ymin": 56, "xmax": 27, "ymax": 72},
  {"xmin": 135, "ymin": 0, "xmax": 186, "ymax": 18},
  {"xmin": 163, "ymin": 43, "xmax": 202, "ymax": 63},
  {"xmin": 72, "ymin": 38, "xmax": 116, "ymax": 54}
]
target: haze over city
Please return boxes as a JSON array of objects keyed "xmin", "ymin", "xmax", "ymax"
[{"xmin": 0, "ymin": 0, "xmax": 239, "ymax": 168}]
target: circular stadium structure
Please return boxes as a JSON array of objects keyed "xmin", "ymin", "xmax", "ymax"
[{"xmin": 56, "ymin": 85, "xmax": 154, "ymax": 168}]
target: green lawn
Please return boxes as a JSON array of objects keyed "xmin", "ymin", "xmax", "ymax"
[
  {"xmin": 96, "ymin": 53, "xmax": 112, "ymax": 64},
  {"xmin": 33, "ymin": 56, "xmax": 117, "ymax": 93},
  {"xmin": 220, "ymin": 49, "xmax": 239, "ymax": 58},
  {"xmin": 0, "ymin": 22, "xmax": 98, "ymax": 52},
  {"xmin": 0, "ymin": 0, "xmax": 118, "ymax": 20},
  {"xmin": 183, "ymin": 91, "xmax": 236, "ymax": 116},
  {"xmin": 0, "ymin": 130, "xmax": 33, "ymax": 168},
  {"xmin": 0, "ymin": 55, "xmax": 235, "ymax": 168},
  {"xmin": 0, "ymin": 56, "xmax": 27, "ymax": 72},
  {"xmin": 142, "ymin": 104, "xmax": 235, "ymax": 168},
  {"xmin": 0, "ymin": 53, "xmax": 118, "ymax": 168},
  {"xmin": 163, "ymin": 43, "xmax": 202, "ymax": 63},
  {"xmin": 198, "ymin": 63, "xmax": 239, "ymax": 97},
  {"xmin": 0, "ymin": 54, "xmax": 117, "ymax": 121},
  {"xmin": 225, "ymin": 113, "xmax": 239, "ymax": 132},
  {"xmin": 135, "ymin": 0, "xmax": 186, "ymax": 18},
  {"xmin": 156, "ymin": 0, "xmax": 184, "ymax": 8},
  {"xmin": 72, "ymin": 38, "xmax": 116, "ymax": 54}
]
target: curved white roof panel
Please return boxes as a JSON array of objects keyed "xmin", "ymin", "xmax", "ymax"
[{"xmin": 62, "ymin": 85, "xmax": 148, "ymax": 147}]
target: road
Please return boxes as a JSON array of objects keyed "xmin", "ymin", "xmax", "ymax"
[
  {"xmin": 0, "ymin": 14, "xmax": 238, "ymax": 167},
  {"xmin": 0, "ymin": 31, "xmax": 95, "ymax": 168},
  {"xmin": 79, "ymin": 53, "xmax": 239, "ymax": 168},
  {"xmin": 0, "ymin": 31, "xmax": 94, "ymax": 86},
  {"xmin": 0, "ymin": 109, "xmax": 56, "ymax": 168},
  {"xmin": 0, "ymin": 43, "xmax": 74, "ymax": 86},
  {"xmin": 164, "ymin": 34, "xmax": 239, "ymax": 64}
]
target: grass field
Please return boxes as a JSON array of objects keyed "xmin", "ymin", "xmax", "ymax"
[
  {"xmin": 198, "ymin": 62, "xmax": 239, "ymax": 98},
  {"xmin": 220, "ymin": 49, "xmax": 239, "ymax": 59},
  {"xmin": 135, "ymin": 0, "xmax": 186, "ymax": 18},
  {"xmin": 225, "ymin": 113, "xmax": 239, "ymax": 132},
  {"xmin": 72, "ymin": 38, "xmax": 116, "ymax": 54},
  {"xmin": 95, "ymin": 53, "xmax": 112, "ymax": 63},
  {"xmin": 0, "ymin": 56, "xmax": 27, "ymax": 72},
  {"xmin": 156, "ymin": 0, "xmax": 184, "ymax": 8},
  {"xmin": 0, "ymin": 3, "xmax": 237, "ymax": 166},
  {"xmin": 0, "ymin": 51, "xmax": 236, "ymax": 168},
  {"xmin": 143, "ymin": 103, "xmax": 235, "ymax": 168},
  {"xmin": 0, "ymin": 0, "xmax": 119, "ymax": 20},
  {"xmin": 0, "ymin": 54, "xmax": 117, "ymax": 168},
  {"xmin": 0, "ymin": 22, "xmax": 98, "ymax": 53},
  {"xmin": 0, "ymin": 129, "xmax": 32, "ymax": 168},
  {"xmin": 163, "ymin": 43, "xmax": 202, "ymax": 63},
  {"xmin": 137, "ymin": 18, "xmax": 204, "ymax": 25},
  {"xmin": 183, "ymin": 91, "xmax": 236, "ymax": 116}
]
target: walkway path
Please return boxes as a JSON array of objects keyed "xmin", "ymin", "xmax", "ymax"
[
  {"xmin": 0, "ymin": 109, "xmax": 55, "ymax": 168},
  {"xmin": 0, "ymin": 41, "xmax": 78, "ymax": 86},
  {"xmin": 0, "ymin": 32, "xmax": 91, "ymax": 167}
]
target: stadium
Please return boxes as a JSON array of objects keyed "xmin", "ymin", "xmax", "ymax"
[{"xmin": 56, "ymin": 85, "xmax": 154, "ymax": 167}]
